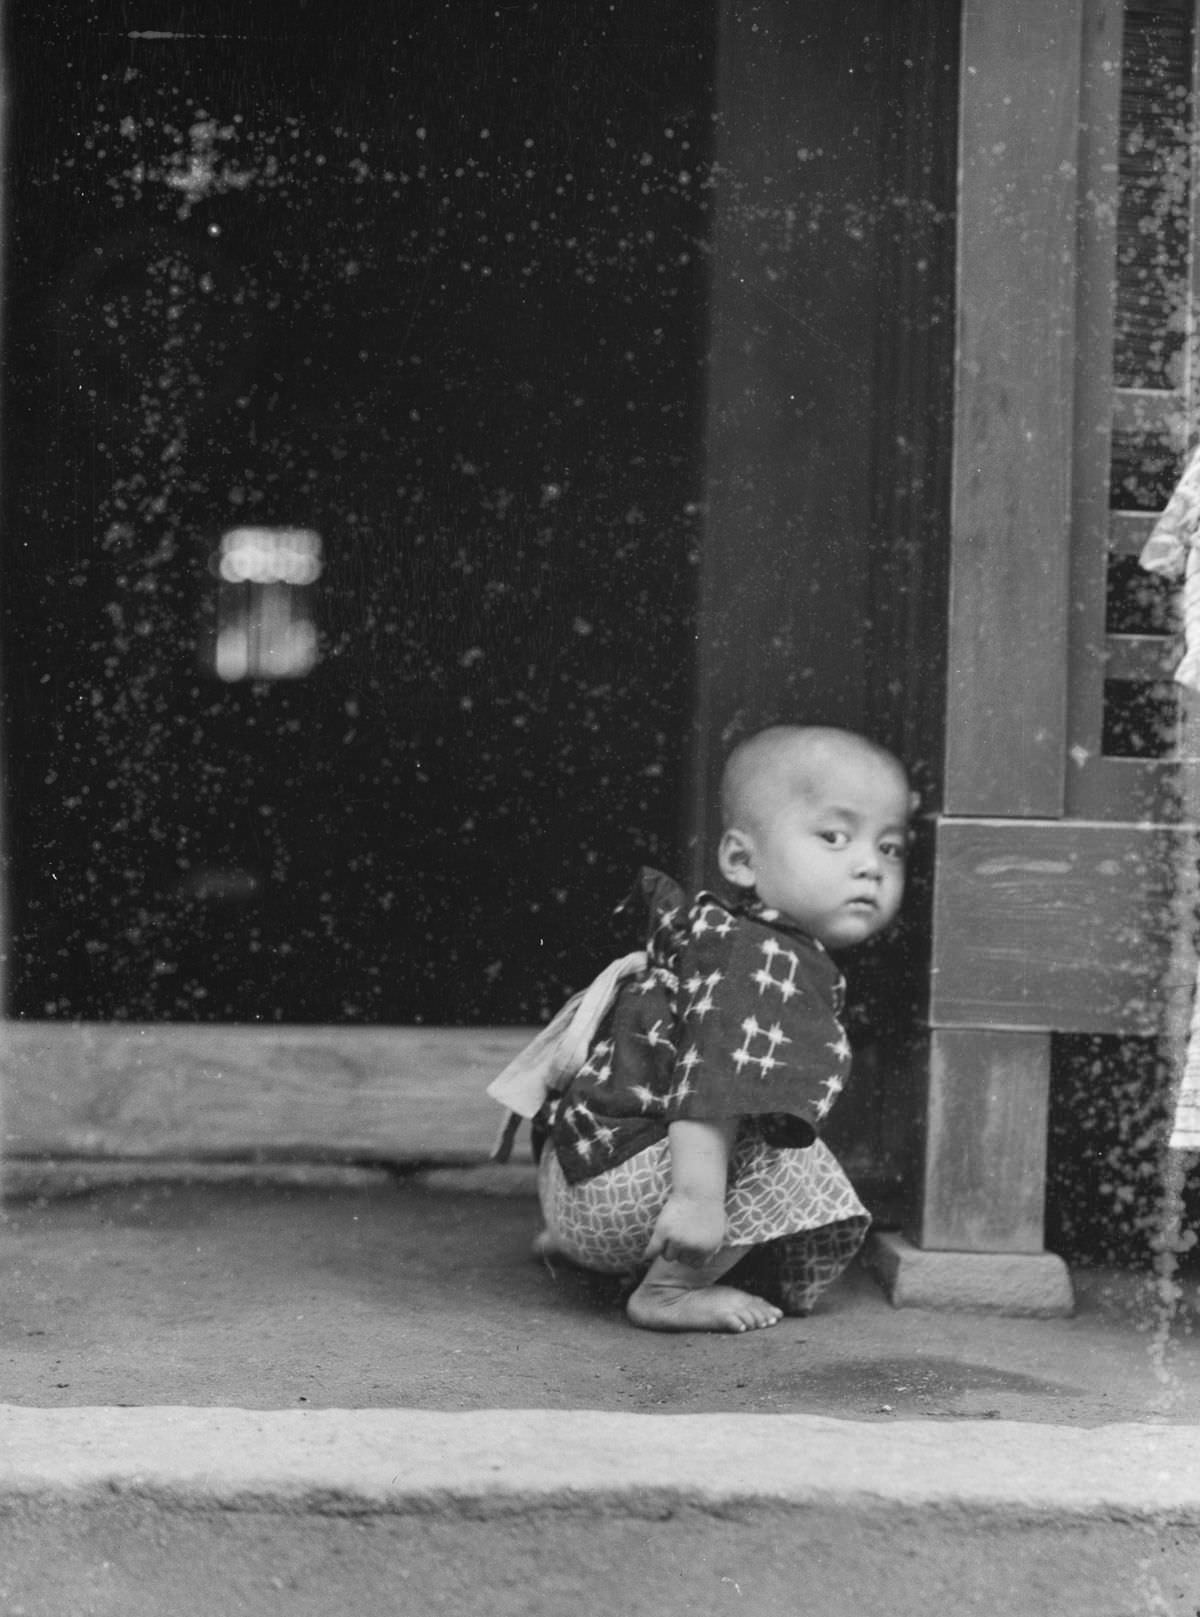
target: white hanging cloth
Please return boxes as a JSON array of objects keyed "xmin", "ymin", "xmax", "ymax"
[
  {"xmin": 1140, "ymin": 444, "xmax": 1200, "ymax": 1149},
  {"xmin": 485, "ymin": 950, "xmax": 648, "ymax": 1161}
]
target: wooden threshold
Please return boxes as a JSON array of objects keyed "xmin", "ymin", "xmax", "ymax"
[{"xmin": 1, "ymin": 1023, "xmax": 534, "ymax": 1162}]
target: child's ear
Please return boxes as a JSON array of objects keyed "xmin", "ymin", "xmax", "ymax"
[{"xmin": 718, "ymin": 828, "xmax": 757, "ymax": 889}]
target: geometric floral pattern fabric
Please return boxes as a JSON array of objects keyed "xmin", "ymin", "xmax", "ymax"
[
  {"xmin": 730, "ymin": 1218, "xmax": 871, "ymax": 1316},
  {"xmin": 546, "ymin": 869, "xmax": 854, "ymax": 1186},
  {"xmin": 538, "ymin": 1114, "xmax": 870, "ymax": 1314}
]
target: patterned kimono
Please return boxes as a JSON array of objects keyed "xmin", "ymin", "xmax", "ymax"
[{"xmin": 535, "ymin": 869, "xmax": 870, "ymax": 1315}]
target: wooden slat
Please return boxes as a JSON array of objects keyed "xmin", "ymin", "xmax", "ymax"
[
  {"xmin": 1, "ymin": 1024, "xmax": 534, "ymax": 1160},
  {"xmin": 1112, "ymin": 387, "xmax": 1187, "ymax": 441},
  {"xmin": 1103, "ymin": 632, "xmax": 1180, "ymax": 681},
  {"xmin": 945, "ymin": 0, "xmax": 1085, "ymax": 816},
  {"xmin": 928, "ymin": 817, "xmax": 1195, "ymax": 1033},
  {"xmin": 1109, "ymin": 509, "xmax": 1161, "ymax": 557}
]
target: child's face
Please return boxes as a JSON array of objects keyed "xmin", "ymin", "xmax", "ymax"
[{"xmin": 720, "ymin": 752, "xmax": 910, "ymax": 949}]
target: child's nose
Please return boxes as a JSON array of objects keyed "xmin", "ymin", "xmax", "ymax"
[{"xmin": 855, "ymin": 847, "xmax": 883, "ymax": 878}]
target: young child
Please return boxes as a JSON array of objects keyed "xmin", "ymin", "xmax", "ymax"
[{"xmin": 490, "ymin": 725, "xmax": 911, "ymax": 1334}]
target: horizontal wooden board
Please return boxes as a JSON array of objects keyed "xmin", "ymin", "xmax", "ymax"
[
  {"xmin": 1112, "ymin": 387, "xmax": 1186, "ymax": 443},
  {"xmin": 1109, "ymin": 510, "xmax": 1159, "ymax": 560},
  {"xmin": 1103, "ymin": 634, "xmax": 1180, "ymax": 683},
  {"xmin": 929, "ymin": 818, "xmax": 1197, "ymax": 1034},
  {"xmin": 2, "ymin": 1024, "xmax": 535, "ymax": 1161}
]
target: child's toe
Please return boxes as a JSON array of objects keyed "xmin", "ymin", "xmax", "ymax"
[{"xmin": 737, "ymin": 1300, "xmax": 780, "ymax": 1331}]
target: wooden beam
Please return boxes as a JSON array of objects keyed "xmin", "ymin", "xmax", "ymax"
[
  {"xmin": 928, "ymin": 817, "xmax": 1194, "ymax": 1033},
  {"xmin": 945, "ymin": 0, "xmax": 1085, "ymax": 815},
  {"xmin": 2, "ymin": 1024, "xmax": 533, "ymax": 1161}
]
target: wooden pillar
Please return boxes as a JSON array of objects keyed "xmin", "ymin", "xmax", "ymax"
[
  {"xmin": 943, "ymin": 0, "xmax": 1082, "ymax": 819},
  {"xmin": 912, "ymin": 1030, "xmax": 1052, "ymax": 1254},
  {"xmin": 875, "ymin": 0, "xmax": 1087, "ymax": 1310},
  {"xmin": 925, "ymin": 0, "xmax": 1085, "ymax": 1240}
]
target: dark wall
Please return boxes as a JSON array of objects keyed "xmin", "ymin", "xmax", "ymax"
[
  {"xmin": 694, "ymin": 2, "xmax": 887, "ymax": 828},
  {"xmin": 690, "ymin": 0, "xmax": 958, "ymax": 868}
]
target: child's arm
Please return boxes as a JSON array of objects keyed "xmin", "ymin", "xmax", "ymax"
[{"xmin": 642, "ymin": 1116, "xmax": 739, "ymax": 1267}]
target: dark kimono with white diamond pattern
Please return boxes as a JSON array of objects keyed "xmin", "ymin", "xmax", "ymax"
[{"xmin": 545, "ymin": 869, "xmax": 853, "ymax": 1186}]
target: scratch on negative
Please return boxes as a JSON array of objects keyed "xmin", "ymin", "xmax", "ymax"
[{"xmin": 974, "ymin": 858, "xmax": 1073, "ymax": 877}]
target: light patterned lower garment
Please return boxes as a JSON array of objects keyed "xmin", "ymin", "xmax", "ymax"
[{"xmin": 537, "ymin": 1124, "xmax": 870, "ymax": 1316}]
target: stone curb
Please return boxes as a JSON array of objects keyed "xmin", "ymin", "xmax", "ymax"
[{"xmin": 2, "ymin": 1407, "xmax": 1199, "ymax": 1523}]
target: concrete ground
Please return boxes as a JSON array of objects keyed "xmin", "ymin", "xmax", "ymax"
[
  {"xmin": 3, "ymin": 1161, "xmax": 1199, "ymax": 1422},
  {"xmin": 2, "ymin": 1160, "xmax": 1200, "ymax": 1614}
]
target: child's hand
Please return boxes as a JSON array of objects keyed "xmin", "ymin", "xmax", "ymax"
[{"xmin": 643, "ymin": 1193, "xmax": 726, "ymax": 1268}]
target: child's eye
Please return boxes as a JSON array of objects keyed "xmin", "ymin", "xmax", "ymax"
[
  {"xmin": 819, "ymin": 830, "xmax": 849, "ymax": 848},
  {"xmin": 880, "ymin": 838, "xmax": 907, "ymax": 860}
]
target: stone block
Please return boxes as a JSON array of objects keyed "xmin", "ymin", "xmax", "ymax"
[{"xmin": 865, "ymin": 1231, "xmax": 1074, "ymax": 1316}]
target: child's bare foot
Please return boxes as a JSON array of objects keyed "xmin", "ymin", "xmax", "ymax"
[{"xmin": 626, "ymin": 1276, "xmax": 782, "ymax": 1333}]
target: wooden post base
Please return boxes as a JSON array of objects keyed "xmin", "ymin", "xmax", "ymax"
[{"xmin": 865, "ymin": 1231, "xmax": 1074, "ymax": 1316}]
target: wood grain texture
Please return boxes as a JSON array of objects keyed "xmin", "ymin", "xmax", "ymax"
[
  {"xmin": 2, "ymin": 1025, "xmax": 534, "ymax": 1160},
  {"xmin": 911, "ymin": 1027, "xmax": 1051, "ymax": 1253},
  {"xmin": 928, "ymin": 817, "xmax": 1194, "ymax": 1033},
  {"xmin": 944, "ymin": 0, "xmax": 1085, "ymax": 815}
]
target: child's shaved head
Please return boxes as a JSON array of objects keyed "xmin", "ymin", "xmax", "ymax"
[
  {"xmin": 720, "ymin": 725, "xmax": 907, "ymax": 834},
  {"xmin": 716, "ymin": 726, "xmax": 910, "ymax": 946}
]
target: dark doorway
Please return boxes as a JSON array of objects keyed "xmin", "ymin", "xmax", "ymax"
[{"xmin": 1, "ymin": 1, "xmax": 713, "ymax": 1023}]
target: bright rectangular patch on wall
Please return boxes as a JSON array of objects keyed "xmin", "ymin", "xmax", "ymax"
[{"xmin": 211, "ymin": 526, "xmax": 322, "ymax": 681}]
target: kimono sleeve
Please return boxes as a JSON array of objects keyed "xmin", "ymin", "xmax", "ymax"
[{"xmin": 663, "ymin": 901, "xmax": 851, "ymax": 1130}]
